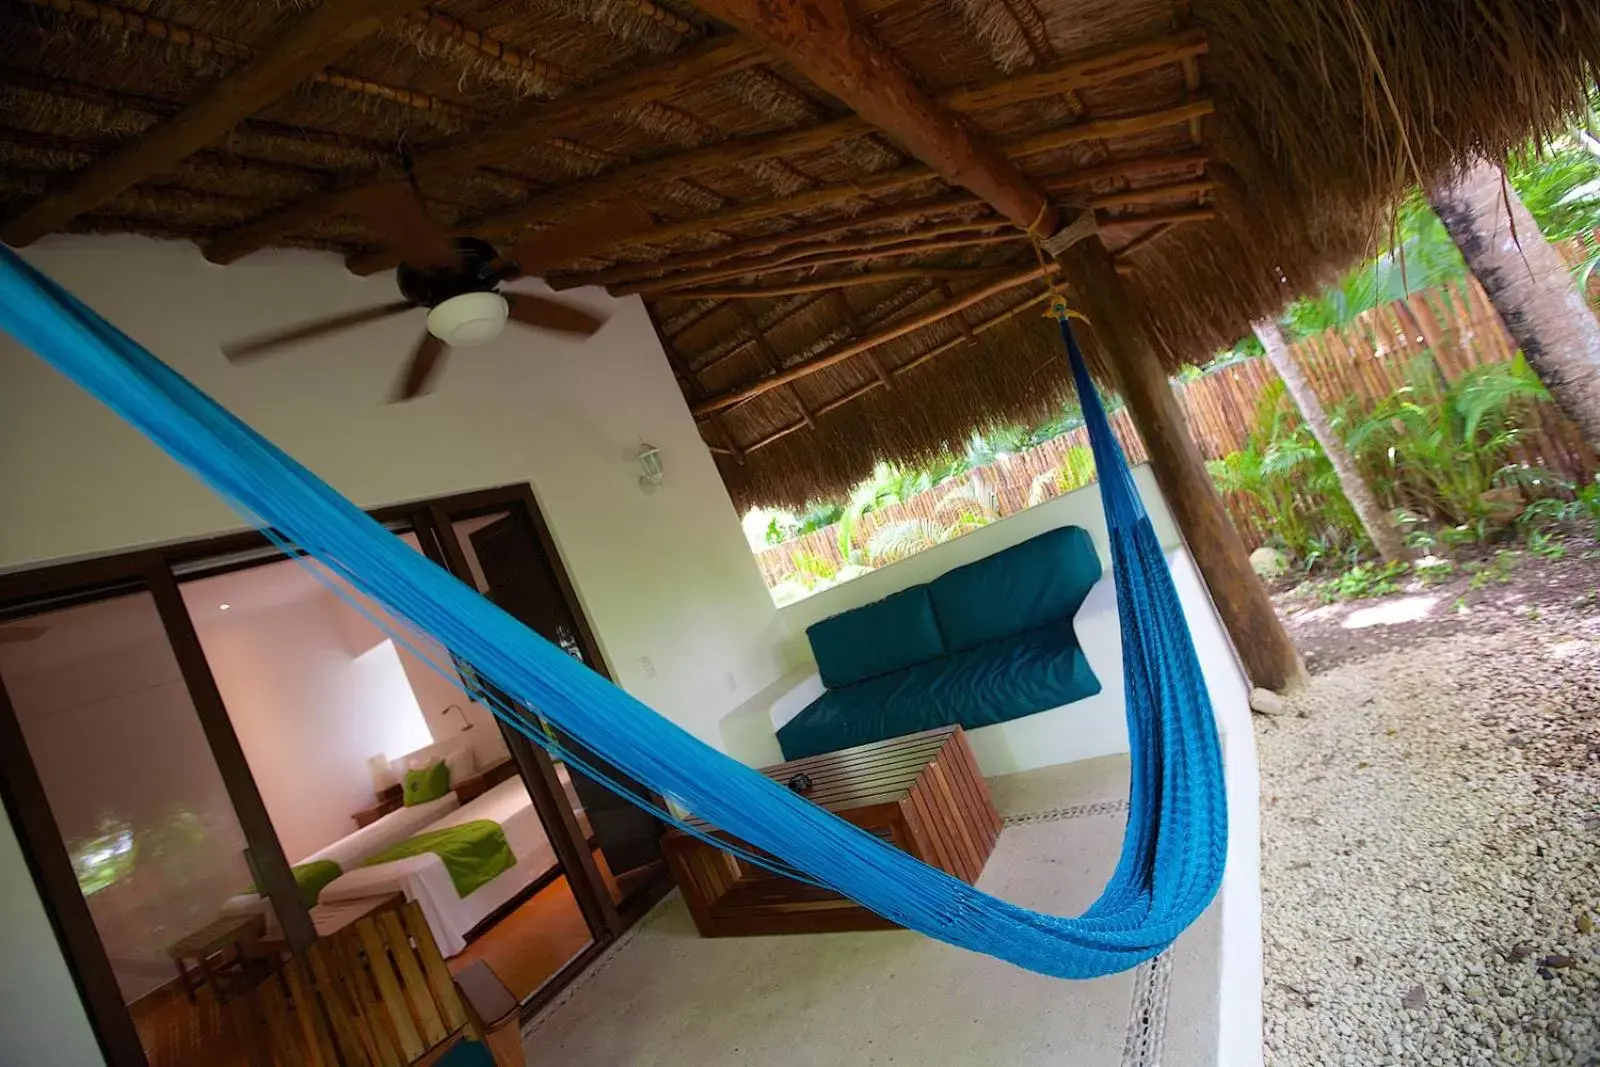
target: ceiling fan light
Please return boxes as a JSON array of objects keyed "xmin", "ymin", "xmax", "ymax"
[{"xmin": 426, "ymin": 292, "xmax": 508, "ymax": 348}]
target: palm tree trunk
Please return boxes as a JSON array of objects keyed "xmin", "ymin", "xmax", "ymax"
[
  {"xmin": 1427, "ymin": 158, "xmax": 1600, "ymax": 448},
  {"xmin": 1254, "ymin": 320, "xmax": 1410, "ymax": 563}
]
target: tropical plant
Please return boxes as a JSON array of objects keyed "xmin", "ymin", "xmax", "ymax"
[
  {"xmin": 1575, "ymin": 476, "xmax": 1600, "ymax": 535},
  {"xmin": 836, "ymin": 462, "xmax": 937, "ymax": 557},
  {"xmin": 1344, "ymin": 354, "xmax": 1554, "ymax": 543},
  {"xmin": 1206, "ymin": 381, "xmax": 1367, "ymax": 566},
  {"xmin": 795, "ymin": 501, "xmax": 844, "ymax": 536},
  {"xmin": 1283, "ymin": 195, "xmax": 1465, "ymax": 337},
  {"xmin": 1507, "ymin": 138, "xmax": 1600, "ymax": 241},
  {"xmin": 790, "ymin": 552, "xmax": 840, "ymax": 588},
  {"xmin": 1027, "ymin": 446, "xmax": 1097, "ymax": 505},
  {"xmin": 864, "ymin": 473, "xmax": 1001, "ymax": 564}
]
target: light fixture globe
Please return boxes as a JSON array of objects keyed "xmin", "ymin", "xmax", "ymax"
[{"xmin": 426, "ymin": 291, "xmax": 509, "ymax": 347}]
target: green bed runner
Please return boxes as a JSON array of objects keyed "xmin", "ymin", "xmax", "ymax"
[
  {"xmin": 249, "ymin": 858, "xmax": 343, "ymax": 909},
  {"xmin": 362, "ymin": 820, "xmax": 516, "ymax": 898}
]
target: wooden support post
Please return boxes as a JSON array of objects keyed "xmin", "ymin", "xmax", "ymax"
[{"xmin": 1059, "ymin": 240, "xmax": 1306, "ymax": 691}]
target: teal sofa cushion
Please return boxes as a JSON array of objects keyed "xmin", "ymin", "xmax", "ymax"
[
  {"xmin": 807, "ymin": 586, "xmax": 945, "ymax": 688},
  {"xmin": 778, "ymin": 621, "xmax": 1101, "ymax": 761},
  {"xmin": 928, "ymin": 527, "xmax": 1102, "ymax": 653}
]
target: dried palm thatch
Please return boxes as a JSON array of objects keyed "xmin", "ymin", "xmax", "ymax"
[{"xmin": 1, "ymin": 0, "xmax": 1596, "ymax": 508}]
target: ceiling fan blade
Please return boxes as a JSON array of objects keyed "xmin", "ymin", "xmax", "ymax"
[
  {"xmin": 224, "ymin": 302, "xmax": 416, "ymax": 361},
  {"xmin": 392, "ymin": 331, "xmax": 448, "ymax": 402},
  {"xmin": 506, "ymin": 294, "xmax": 605, "ymax": 337},
  {"xmin": 0, "ymin": 624, "xmax": 48, "ymax": 643},
  {"xmin": 504, "ymin": 201, "xmax": 654, "ymax": 278},
  {"xmin": 345, "ymin": 183, "xmax": 457, "ymax": 271}
]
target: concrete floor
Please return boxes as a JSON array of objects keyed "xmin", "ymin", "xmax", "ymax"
[{"xmin": 519, "ymin": 756, "xmax": 1222, "ymax": 1067}]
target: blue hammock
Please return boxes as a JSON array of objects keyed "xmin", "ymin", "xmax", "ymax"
[{"xmin": 0, "ymin": 246, "xmax": 1224, "ymax": 979}]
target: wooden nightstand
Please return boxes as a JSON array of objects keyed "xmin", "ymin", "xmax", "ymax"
[
  {"xmin": 453, "ymin": 757, "xmax": 518, "ymax": 804},
  {"xmin": 351, "ymin": 794, "xmax": 402, "ymax": 828}
]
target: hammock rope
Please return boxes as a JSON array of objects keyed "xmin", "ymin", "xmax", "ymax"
[{"xmin": 0, "ymin": 246, "xmax": 1225, "ymax": 978}]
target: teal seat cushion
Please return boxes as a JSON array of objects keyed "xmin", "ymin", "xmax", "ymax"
[
  {"xmin": 929, "ymin": 527, "xmax": 1103, "ymax": 653},
  {"xmin": 777, "ymin": 621, "xmax": 1101, "ymax": 761},
  {"xmin": 434, "ymin": 1039, "xmax": 495, "ymax": 1067},
  {"xmin": 807, "ymin": 585, "xmax": 945, "ymax": 688}
]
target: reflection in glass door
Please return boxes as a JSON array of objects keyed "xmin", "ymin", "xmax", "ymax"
[
  {"xmin": 446, "ymin": 505, "xmax": 670, "ymax": 912},
  {"xmin": 0, "ymin": 591, "xmax": 299, "ymax": 1067}
]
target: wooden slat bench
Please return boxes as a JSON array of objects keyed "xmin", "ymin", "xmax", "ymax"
[{"xmin": 661, "ymin": 726, "xmax": 1002, "ymax": 937}]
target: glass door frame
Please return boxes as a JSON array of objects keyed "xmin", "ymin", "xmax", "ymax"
[{"xmin": 0, "ymin": 483, "xmax": 654, "ymax": 1065}]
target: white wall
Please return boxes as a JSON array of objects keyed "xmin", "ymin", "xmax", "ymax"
[
  {"xmin": 0, "ymin": 808, "xmax": 107, "ymax": 1067},
  {"xmin": 187, "ymin": 591, "xmax": 435, "ymax": 862},
  {"xmin": 323, "ymin": 586, "xmax": 509, "ymax": 771},
  {"xmin": 0, "ymin": 234, "xmax": 791, "ymax": 749}
]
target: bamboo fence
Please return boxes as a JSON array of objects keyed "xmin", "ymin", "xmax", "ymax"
[{"xmin": 754, "ymin": 236, "xmax": 1600, "ymax": 589}]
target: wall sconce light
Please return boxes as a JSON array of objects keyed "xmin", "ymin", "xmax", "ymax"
[
  {"xmin": 440, "ymin": 703, "xmax": 474, "ymax": 732},
  {"xmin": 637, "ymin": 444, "xmax": 664, "ymax": 493}
]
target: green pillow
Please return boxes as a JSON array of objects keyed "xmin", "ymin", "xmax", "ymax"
[{"xmin": 403, "ymin": 761, "xmax": 451, "ymax": 806}]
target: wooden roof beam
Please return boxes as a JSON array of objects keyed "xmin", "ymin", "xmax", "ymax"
[
  {"xmin": 201, "ymin": 34, "xmax": 766, "ymax": 264},
  {"xmin": 632, "ymin": 231, "xmax": 1023, "ymax": 295},
  {"xmin": 346, "ymin": 31, "xmax": 1208, "ymax": 275},
  {"xmin": 571, "ymin": 149, "xmax": 1207, "ymax": 285},
  {"xmin": 732, "ymin": 289, "xmax": 1051, "ymax": 454},
  {"xmin": 556, "ymin": 155, "xmax": 1209, "ymax": 290},
  {"xmin": 669, "ymin": 266, "xmax": 1000, "ymax": 300},
  {"xmin": 685, "ymin": 2, "xmax": 1198, "ymax": 241},
  {"xmin": 1, "ymin": 0, "xmax": 433, "ymax": 246},
  {"xmin": 831, "ymin": 291, "xmax": 894, "ymax": 390},
  {"xmin": 691, "ymin": 263, "xmax": 1056, "ymax": 415},
  {"xmin": 634, "ymin": 205, "xmax": 1210, "ymax": 296},
  {"xmin": 732, "ymin": 303, "xmax": 817, "ymax": 429},
  {"xmin": 623, "ymin": 216, "xmax": 1008, "ymax": 294}
]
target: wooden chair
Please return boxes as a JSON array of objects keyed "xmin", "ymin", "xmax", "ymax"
[{"xmin": 229, "ymin": 900, "xmax": 523, "ymax": 1067}]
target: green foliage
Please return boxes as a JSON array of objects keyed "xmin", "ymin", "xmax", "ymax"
[
  {"xmin": 1205, "ymin": 380, "xmax": 1367, "ymax": 566},
  {"xmin": 791, "ymin": 552, "xmax": 840, "ymax": 587},
  {"xmin": 1343, "ymin": 354, "xmax": 1553, "ymax": 542},
  {"xmin": 1507, "ymin": 139, "xmax": 1600, "ymax": 241},
  {"xmin": 1283, "ymin": 196, "xmax": 1465, "ymax": 337},
  {"xmin": 796, "ymin": 502, "xmax": 844, "ymax": 536},
  {"xmin": 836, "ymin": 462, "xmax": 939, "ymax": 557},
  {"xmin": 1028, "ymin": 446, "xmax": 1097, "ymax": 505},
  {"xmin": 1465, "ymin": 551, "xmax": 1521, "ymax": 590},
  {"xmin": 1579, "ymin": 479, "xmax": 1600, "ymax": 534},
  {"xmin": 1314, "ymin": 560, "xmax": 1411, "ymax": 603},
  {"xmin": 864, "ymin": 474, "xmax": 1001, "ymax": 564}
]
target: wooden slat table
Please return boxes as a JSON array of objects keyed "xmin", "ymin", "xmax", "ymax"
[{"xmin": 662, "ymin": 726, "xmax": 1002, "ymax": 937}]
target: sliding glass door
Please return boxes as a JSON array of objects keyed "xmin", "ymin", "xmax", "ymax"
[
  {"xmin": 0, "ymin": 576, "xmax": 308, "ymax": 1067},
  {"xmin": 433, "ymin": 495, "xmax": 671, "ymax": 919},
  {"xmin": 0, "ymin": 484, "xmax": 658, "ymax": 1064}
]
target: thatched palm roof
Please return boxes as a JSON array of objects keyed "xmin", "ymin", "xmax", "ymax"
[{"xmin": 3, "ymin": 0, "xmax": 1596, "ymax": 507}]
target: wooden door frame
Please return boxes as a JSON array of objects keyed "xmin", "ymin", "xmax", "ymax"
[
  {"xmin": 0, "ymin": 482, "xmax": 651, "ymax": 1061},
  {"xmin": 419, "ymin": 498, "xmax": 624, "ymax": 940}
]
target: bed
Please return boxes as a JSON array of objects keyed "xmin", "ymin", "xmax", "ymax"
[
  {"xmin": 221, "ymin": 792, "xmax": 461, "ymax": 919},
  {"xmin": 319, "ymin": 774, "xmax": 585, "ymax": 957}
]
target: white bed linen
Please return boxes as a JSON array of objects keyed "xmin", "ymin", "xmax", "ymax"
[
  {"xmin": 319, "ymin": 777, "xmax": 562, "ymax": 956},
  {"xmin": 220, "ymin": 793, "xmax": 460, "ymax": 918}
]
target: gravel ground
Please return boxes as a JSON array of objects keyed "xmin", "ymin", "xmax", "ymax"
[
  {"xmin": 1258, "ymin": 572, "xmax": 1600, "ymax": 1065},
  {"xmin": 1275, "ymin": 539, "xmax": 1600, "ymax": 672}
]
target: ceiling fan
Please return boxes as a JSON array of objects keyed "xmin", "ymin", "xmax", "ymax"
[{"xmin": 223, "ymin": 183, "xmax": 653, "ymax": 401}]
